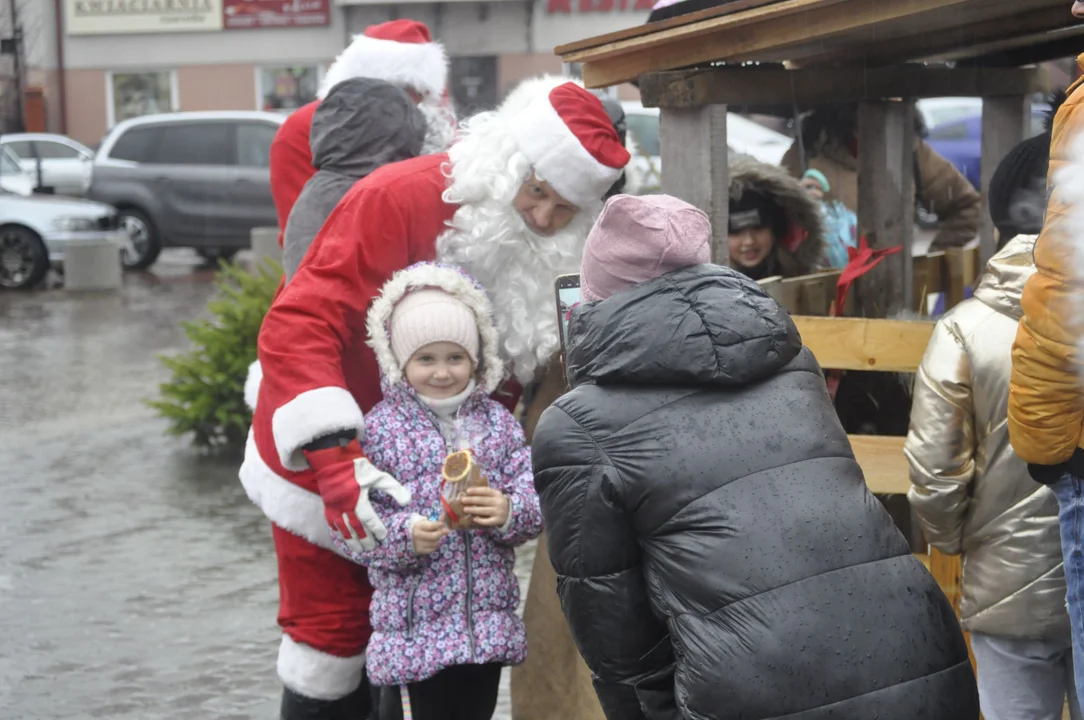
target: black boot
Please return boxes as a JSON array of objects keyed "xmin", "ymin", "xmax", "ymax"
[{"xmin": 280, "ymin": 681, "xmax": 372, "ymax": 720}]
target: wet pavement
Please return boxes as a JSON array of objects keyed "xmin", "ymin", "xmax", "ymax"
[{"xmin": 0, "ymin": 250, "xmax": 535, "ymax": 718}]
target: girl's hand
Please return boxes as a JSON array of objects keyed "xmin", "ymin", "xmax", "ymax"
[
  {"xmin": 412, "ymin": 519, "xmax": 450, "ymax": 555},
  {"xmin": 462, "ymin": 487, "xmax": 510, "ymax": 528}
]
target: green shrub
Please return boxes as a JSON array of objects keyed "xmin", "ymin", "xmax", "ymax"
[{"xmin": 148, "ymin": 259, "xmax": 282, "ymax": 449}]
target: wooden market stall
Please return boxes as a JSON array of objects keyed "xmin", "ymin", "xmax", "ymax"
[
  {"xmin": 558, "ymin": 0, "xmax": 1074, "ymax": 311},
  {"xmin": 554, "ymin": 0, "xmax": 1079, "ymax": 663}
]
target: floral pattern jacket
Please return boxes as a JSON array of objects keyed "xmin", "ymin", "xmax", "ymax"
[{"xmin": 334, "ymin": 380, "xmax": 543, "ymax": 686}]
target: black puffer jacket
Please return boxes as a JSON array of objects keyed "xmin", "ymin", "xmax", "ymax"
[{"xmin": 532, "ymin": 265, "xmax": 978, "ymax": 720}]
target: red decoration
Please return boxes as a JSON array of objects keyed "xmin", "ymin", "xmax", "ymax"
[{"xmin": 832, "ymin": 235, "xmax": 903, "ymax": 317}]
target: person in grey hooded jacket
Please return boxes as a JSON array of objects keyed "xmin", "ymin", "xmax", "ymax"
[
  {"xmin": 282, "ymin": 76, "xmax": 427, "ymax": 282},
  {"xmin": 533, "ymin": 194, "xmax": 979, "ymax": 720}
]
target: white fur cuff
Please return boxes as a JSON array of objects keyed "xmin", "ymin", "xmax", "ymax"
[
  {"xmin": 244, "ymin": 359, "xmax": 263, "ymax": 411},
  {"xmin": 272, "ymin": 387, "xmax": 366, "ymax": 472},
  {"xmin": 278, "ymin": 634, "xmax": 366, "ymax": 701},
  {"xmin": 238, "ymin": 429, "xmax": 347, "ymax": 557}
]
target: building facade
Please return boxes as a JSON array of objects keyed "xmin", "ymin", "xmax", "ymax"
[{"xmin": 6, "ymin": 0, "xmax": 649, "ymax": 146}]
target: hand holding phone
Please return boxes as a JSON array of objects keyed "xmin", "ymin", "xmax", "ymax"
[{"xmin": 554, "ymin": 274, "xmax": 581, "ymax": 355}]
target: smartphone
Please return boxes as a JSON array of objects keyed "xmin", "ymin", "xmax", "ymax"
[{"xmin": 554, "ymin": 273, "xmax": 582, "ymax": 353}]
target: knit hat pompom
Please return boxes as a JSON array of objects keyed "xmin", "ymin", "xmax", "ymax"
[{"xmin": 389, "ymin": 288, "xmax": 480, "ymax": 368}]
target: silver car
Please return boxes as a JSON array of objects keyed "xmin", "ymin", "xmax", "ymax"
[
  {"xmin": 0, "ymin": 190, "xmax": 120, "ymax": 289},
  {"xmin": 87, "ymin": 111, "xmax": 284, "ymax": 270},
  {"xmin": 0, "ymin": 132, "xmax": 96, "ymax": 196}
]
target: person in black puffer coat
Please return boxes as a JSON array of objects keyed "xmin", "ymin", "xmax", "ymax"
[{"xmin": 532, "ymin": 193, "xmax": 979, "ymax": 720}]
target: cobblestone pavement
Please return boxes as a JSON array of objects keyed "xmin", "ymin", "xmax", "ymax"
[{"xmin": 0, "ymin": 251, "xmax": 535, "ymax": 719}]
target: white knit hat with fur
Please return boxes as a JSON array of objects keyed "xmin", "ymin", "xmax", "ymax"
[{"xmin": 389, "ymin": 289, "xmax": 479, "ymax": 368}]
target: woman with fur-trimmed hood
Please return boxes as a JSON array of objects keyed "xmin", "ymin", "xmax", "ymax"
[{"xmin": 728, "ymin": 159, "xmax": 826, "ymax": 279}]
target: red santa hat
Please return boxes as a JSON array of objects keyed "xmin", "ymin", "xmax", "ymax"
[
  {"xmin": 318, "ymin": 19, "xmax": 448, "ymax": 100},
  {"xmin": 507, "ymin": 83, "xmax": 631, "ymax": 208}
]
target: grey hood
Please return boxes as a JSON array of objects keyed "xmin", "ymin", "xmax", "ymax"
[
  {"xmin": 567, "ymin": 263, "xmax": 802, "ymax": 388},
  {"xmin": 283, "ymin": 77, "xmax": 426, "ymax": 282},
  {"xmin": 310, "ymin": 76, "xmax": 426, "ymax": 176}
]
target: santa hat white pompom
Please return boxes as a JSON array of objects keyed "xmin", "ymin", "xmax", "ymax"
[
  {"xmin": 507, "ymin": 83, "xmax": 631, "ymax": 208},
  {"xmin": 318, "ymin": 19, "xmax": 448, "ymax": 100},
  {"xmin": 498, "ymin": 75, "xmax": 581, "ymax": 118}
]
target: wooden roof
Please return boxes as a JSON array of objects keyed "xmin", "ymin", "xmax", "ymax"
[{"xmin": 557, "ymin": 0, "xmax": 1082, "ymax": 88}]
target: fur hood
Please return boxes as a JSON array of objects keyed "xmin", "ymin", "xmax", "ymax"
[
  {"xmin": 729, "ymin": 159, "xmax": 827, "ymax": 275},
  {"xmin": 365, "ymin": 263, "xmax": 505, "ymax": 394}
]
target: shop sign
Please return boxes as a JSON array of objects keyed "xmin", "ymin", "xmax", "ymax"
[
  {"xmin": 223, "ymin": 0, "xmax": 330, "ymax": 30},
  {"xmin": 65, "ymin": 0, "xmax": 224, "ymax": 35}
]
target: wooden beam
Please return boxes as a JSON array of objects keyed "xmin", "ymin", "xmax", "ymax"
[
  {"xmin": 639, "ymin": 66, "xmax": 1047, "ymax": 109},
  {"xmin": 791, "ymin": 316, "xmax": 934, "ymax": 372},
  {"xmin": 980, "ymin": 97, "xmax": 1028, "ymax": 265},
  {"xmin": 929, "ymin": 23, "xmax": 1084, "ymax": 63},
  {"xmin": 660, "ymin": 105, "xmax": 730, "ymax": 264},
  {"xmin": 570, "ymin": 0, "xmax": 976, "ymax": 88},
  {"xmin": 851, "ymin": 435, "xmax": 911, "ymax": 495},
  {"xmin": 555, "ymin": 0, "xmax": 784, "ymax": 56},
  {"xmin": 958, "ymin": 32, "xmax": 1084, "ymax": 68},
  {"xmin": 857, "ymin": 100, "xmax": 915, "ymax": 317},
  {"xmin": 788, "ymin": 2, "xmax": 1070, "ymax": 68}
]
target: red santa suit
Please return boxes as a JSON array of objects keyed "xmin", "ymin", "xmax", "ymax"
[
  {"xmin": 268, "ymin": 19, "xmax": 449, "ymax": 247},
  {"xmin": 241, "ymin": 82, "xmax": 628, "ymax": 703}
]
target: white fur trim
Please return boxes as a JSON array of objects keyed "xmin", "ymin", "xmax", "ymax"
[
  {"xmin": 278, "ymin": 634, "xmax": 366, "ymax": 701},
  {"xmin": 272, "ymin": 387, "xmax": 366, "ymax": 472},
  {"xmin": 238, "ymin": 429, "xmax": 348, "ymax": 558},
  {"xmin": 318, "ymin": 34, "xmax": 447, "ymax": 100},
  {"xmin": 509, "ymin": 92, "xmax": 624, "ymax": 208},
  {"xmin": 498, "ymin": 74, "xmax": 581, "ymax": 118},
  {"xmin": 1057, "ymin": 131, "xmax": 1084, "ymax": 369},
  {"xmin": 366, "ymin": 265, "xmax": 505, "ymax": 394},
  {"xmin": 244, "ymin": 359, "xmax": 262, "ymax": 412}
]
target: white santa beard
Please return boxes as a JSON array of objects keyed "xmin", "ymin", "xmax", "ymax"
[
  {"xmin": 437, "ymin": 203, "xmax": 594, "ymax": 384},
  {"xmin": 419, "ymin": 99, "xmax": 457, "ymax": 156}
]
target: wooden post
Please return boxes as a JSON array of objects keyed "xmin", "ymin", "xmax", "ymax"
[
  {"xmin": 980, "ymin": 95, "xmax": 1028, "ymax": 264},
  {"xmin": 857, "ymin": 100, "xmax": 915, "ymax": 317},
  {"xmin": 660, "ymin": 104, "xmax": 730, "ymax": 264}
]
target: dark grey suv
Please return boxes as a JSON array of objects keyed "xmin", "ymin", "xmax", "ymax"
[{"xmin": 87, "ymin": 111, "xmax": 284, "ymax": 270}]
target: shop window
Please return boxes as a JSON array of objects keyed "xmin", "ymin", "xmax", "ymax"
[
  {"xmin": 258, "ymin": 66, "xmax": 322, "ymax": 113},
  {"xmin": 107, "ymin": 71, "xmax": 178, "ymax": 127},
  {"xmin": 450, "ymin": 57, "xmax": 497, "ymax": 115}
]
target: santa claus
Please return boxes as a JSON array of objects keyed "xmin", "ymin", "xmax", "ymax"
[
  {"xmin": 241, "ymin": 77, "xmax": 629, "ymax": 719},
  {"xmin": 269, "ymin": 18, "xmax": 457, "ymax": 246}
]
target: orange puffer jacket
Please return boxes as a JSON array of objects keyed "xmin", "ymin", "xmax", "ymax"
[{"xmin": 1008, "ymin": 56, "xmax": 1084, "ymax": 483}]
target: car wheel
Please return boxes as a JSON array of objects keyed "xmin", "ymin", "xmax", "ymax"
[
  {"xmin": 195, "ymin": 247, "xmax": 240, "ymax": 264},
  {"xmin": 0, "ymin": 225, "xmax": 48, "ymax": 290},
  {"xmin": 118, "ymin": 209, "xmax": 162, "ymax": 271}
]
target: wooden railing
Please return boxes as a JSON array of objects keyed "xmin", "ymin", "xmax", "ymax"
[{"xmin": 758, "ymin": 244, "xmax": 982, "ymax": 317}]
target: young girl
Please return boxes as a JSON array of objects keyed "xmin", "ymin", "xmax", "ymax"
[{"xmin": 331, "ymin": 262, "xmax": 543, "ymax": 720}]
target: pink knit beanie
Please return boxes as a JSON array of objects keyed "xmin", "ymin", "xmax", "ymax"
[
  {"xmin": 581, "ymin": 194, "xmax": 712, "ymax": 302},
  {"xmin": 389, "ymin": 288, "xmax": 479, "ymax": 367}
]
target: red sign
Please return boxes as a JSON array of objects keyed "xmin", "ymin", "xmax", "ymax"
[
  {"xmin": 223, "ymin": 0, "xmax": 330, "ymax": 30},
  {"xmin": 547, "ymin": 0, "xmax": 655, "ymax": 12}
]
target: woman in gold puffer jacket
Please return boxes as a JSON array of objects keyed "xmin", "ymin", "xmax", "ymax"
[{"xmin": 907, "ymin": 234, "xmax": 1077, "ymax": 719}]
